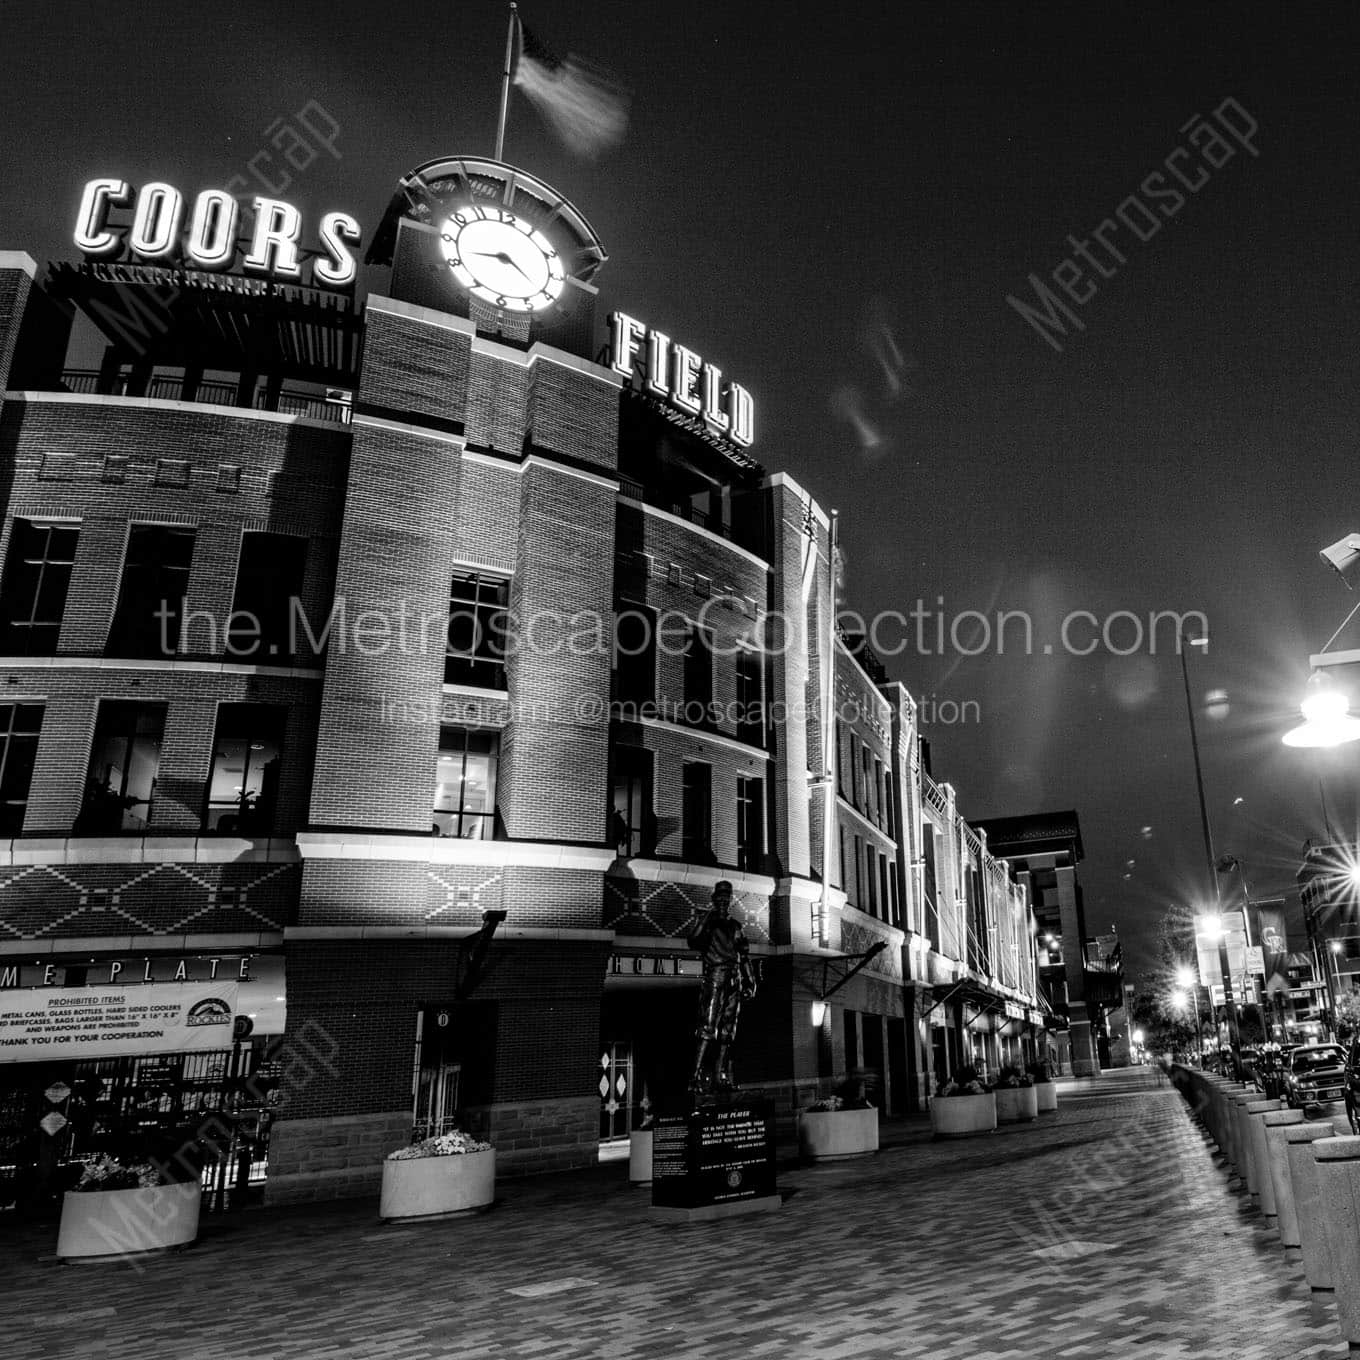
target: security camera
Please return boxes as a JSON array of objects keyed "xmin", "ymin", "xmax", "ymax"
[{"xmin": 1320, "ymin": 533, "xmax": 1360, "ymax": 589}]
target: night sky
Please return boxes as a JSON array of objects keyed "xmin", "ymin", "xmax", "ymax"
[{"xmin": 4, "ymin": 0, "xmax": 1360, "ymax": 987}]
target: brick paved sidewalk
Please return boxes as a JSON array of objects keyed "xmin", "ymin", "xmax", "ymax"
[{"xmin": 0, "ymin": 1068, "xmax": 1345, "ymax": 1360}]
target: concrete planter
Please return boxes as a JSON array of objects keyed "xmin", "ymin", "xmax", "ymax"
[
  {"xmin": 629, "ymin": 1128, "xmax": 653, "ymax": 1185},
  {"xmin": 930, "ymin": 1092, "xmax": 997, "ymax": 1137},
  {"xmin": 798, "ymin": 1107, "xmax": 879, "ymax": 1161},
  {"xmin": 379, "ymin": 1149, "xmax": 495, "ymax": 1220},
  {"xmin": 1035, "ymin": 1080, "xmax": 1058, "ymax": 1113},
  {"xmin": 57, "ymin": 1181, "xmax": 200, "ymax": 1261},
  {"xmin": 995, "ymin": 1085, "xmax": 1039, "ymax": 1123}
]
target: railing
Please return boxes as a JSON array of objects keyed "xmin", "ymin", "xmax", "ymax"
[
  {"xmin": 55, "ymin": 370, "xmax": 352, "ymax": 425},
  {"xmin": 617, "ymin": 476, "xmax": 732, "ymax": 541},
  {"xmin": 922, "ymin": 771, "xmax": 949, "ymax": 817}
]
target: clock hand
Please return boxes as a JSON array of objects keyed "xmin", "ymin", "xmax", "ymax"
[{"xmin": 470, "ymin": 250, "xmax": 531, "ymax": 282}]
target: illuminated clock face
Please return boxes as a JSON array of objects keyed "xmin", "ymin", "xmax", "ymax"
[{"xmin": 439, "ymin": 204, "xmax": 566, "ymax": 313}]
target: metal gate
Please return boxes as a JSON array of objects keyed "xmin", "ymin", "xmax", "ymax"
[
  {"xmin": 0, "ymin": 1042, "xmax": 279, "ymax": 1219},
  {"xmin": 598, "ymin": 1042, "xmax": 633, "ymax": 1142}
]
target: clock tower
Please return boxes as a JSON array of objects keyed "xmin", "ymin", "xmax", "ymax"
[{"xmin": 366, "ymin": 156, "xmax": 608, "ymax": 354}]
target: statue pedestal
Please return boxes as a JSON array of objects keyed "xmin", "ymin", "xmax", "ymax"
[{"xmin": 649, "ymin": 1098, "xmax": 779, "ymax": 1221}]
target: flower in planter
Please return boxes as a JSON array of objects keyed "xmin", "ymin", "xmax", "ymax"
[
  {"xmin": 387, "ymin": 1130, "xmax": 492, "ymax": 1160},
  {"xmin": 806, "ymin": 1095, "xmax": 844, "ymax": 1113},
  {"xmin": 71, "ymin": 1153, "xmax": 163, "ymax": 1193},
  {"xmin": 995, "ymin": 1064, "xmax": 1034, "ymax": 1089},
  {"xmin": 1026, "ymin": 1060, "xmax": 1051, "ymax": 1083},
  {"xmin": 935, "ymin": 1064, "xmax": 987, "ymax": 1097}
]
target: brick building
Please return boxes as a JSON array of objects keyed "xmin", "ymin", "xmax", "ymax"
[{"xmin": 0, "ymin": 156, "xmax": 1047, "ymax": 1209}]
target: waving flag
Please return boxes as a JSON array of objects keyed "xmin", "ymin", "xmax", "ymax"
[{"xmin": 511, "ymin": 14, "xmax": 630, "ymax": 159}]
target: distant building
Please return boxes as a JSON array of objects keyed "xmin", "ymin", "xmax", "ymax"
[{"xmin": 973, "ymin": 811, "xmax": 1122, "ymax": 1076}]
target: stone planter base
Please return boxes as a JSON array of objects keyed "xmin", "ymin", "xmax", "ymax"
[
  {"xmin": 930, "ymin": 1092, "xmax": 997, "ymax": 1137},
  {"xmin": 378, "ymin": 1148, "xmax": 496, "ymax": 1220},
  {"xmin": 1035, "ymin": 1081, "xmax": 1058, "ymax": 1113},
  {"xmin": 797, "ymin": 1107, "xmax": 879, "ymax": 1161},
  {"xmin": 57, "ymin": 1182, "xmax": 201, "ymax": 1261},
  {"xmin": 629, "ymin": 1129, "xmax": 653, "ymax": 1185},
  {"xmin": 996, "ymin": 1085, "xmax": 1039, "ymax": 1123}
]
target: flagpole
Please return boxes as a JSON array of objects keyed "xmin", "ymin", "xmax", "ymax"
[{"xmin": 495, "ymin": 3, "xmax": 518, "ymax": 161}]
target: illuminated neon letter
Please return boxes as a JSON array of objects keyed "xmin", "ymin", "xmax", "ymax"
[
  {"xmin": 243, "ymin": 197, "xmax": 303, "ymax": 279},
  {"xmin": 129, "ymin": 183, "xmax": 185, "ymax": 261},
  {"xmin": 314, "ymin": 210, "xmax": 362, "ymax": 288},
  {"xmin": 728, "ymin": 384, "xmax": 754, "ymax": 447},
  {"xmin": 186, "ymin": 189, "xmax": 240, "ymax": 270},
  {"xmin": 645, "ymin": 329, "xmax": 670, "ymax": 396},
  {"xmin": 74, "ymin": 178, "xmax": 133, "ymax": 258},
  {"xmin": 609, "ymin": 311, "xmax": 646, "ymax": 378},
  {"xmin": 670, "ymin": 345, "xmax": 702, "ymax": 415},
  {"xmin": 701, "ymin": 364, "xmax": 730, "ymax": 433}
]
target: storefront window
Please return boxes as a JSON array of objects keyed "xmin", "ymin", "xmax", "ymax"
[
  {"xmin": 0, "ymin": 518, "xmax": 79, "ymax": 655},
  {"xmin": 445, "ymin": 572, "xmax": 509, "ymax": 689},
  {"xmin": 611, "ymin": 745, "xmax": 654, "ymax": 857},
  {"xmin": 227, "ymin": 533, "xmax": 309, "ymax": 663},
  {"xmin": 434, "ymin": 727, "xmax": 498, "ymax": 838},
  {"xmin": 0, "ymin": 702, "xmax": 43, "ymax": 835},
  {"xmin": 79, "ymin": 701, "xmax": 166, "ymax": 833},
  {"xmin": 737, "ymin": 775, "xmax": 764, "ymax": 872},
  {"xmin": 204, "ymin": 704, "xmax": 286, "ymax": 833},
  {"xmin": 680, "ymin": 761, "xmax": 712, "ymax": 862},
  {"xmin": 107, "ymin": 525, "xmax": 196, "ymax": 659}
]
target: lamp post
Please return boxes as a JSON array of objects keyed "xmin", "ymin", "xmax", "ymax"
[{"xmin": 1179, "ymin": 634, "xmax": 1242, "ymax": 1075}]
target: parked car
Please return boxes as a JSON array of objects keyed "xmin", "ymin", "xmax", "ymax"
[
  {"xmin": 1283, "ymin": 1043, "xmax": 1348, "ymax": 1111},
  {"xmin": 1344, "ymin": 1041, "xmax": 1360, "ymax": 1134}
]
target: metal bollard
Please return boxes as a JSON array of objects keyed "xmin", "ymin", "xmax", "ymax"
[
  {"xmin": 1262, "ymin": 1108, "xmax": 1305, "ymax": 1240},
  {"xmin": 1286, "ymin": 1121, "xmax": 1336, "ymax": 1280},
  {"xmin": 1313, "ymin": 1135, "xmax": 1360, "ymax": 1342}
]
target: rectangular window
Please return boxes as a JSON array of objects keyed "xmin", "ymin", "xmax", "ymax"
[
  {"xmin": 853, "ymin": 833, "xmax": 863, "ymax": 907},
  {"xmin": 614, "ymin": 602, "xmax": 656, "ymax": 706},
  {"xmin": 883, "ymin": 776, "xmax": 894, "ymax": 836},
  {"xmin": 610, "ymin": 744, "xmax": 654, "ymax": 857},
  {"xmin": 79, "ymin": 700, "xmax": 166, "ymax": 833},
  {"xmin": 880, "ymin": 854, "xmax": 892, "ymax": 925},
  {"xmin": 737, "ymin": 775, "xmax": 764, "ymax": 873},
  {"xmin": 836, "ymin": 723, "xmax": 849, "ymax": 797},
  {"xmin": 434, "ymin": 727, "xmax": 498, "ymax": 839},
  {"xmin": 736, "ymin": 649, "xmax": 764, "ymax": 747},
  {"xmin": 922, "ymin": 824, "xmax": 939, "ymax": 942},
  {"xmin": 445, "ymin": 572, "xmax": 509, "ymax": 690},
  {"xmin": 0, "ymin": 703, "xmax": 43, "ymax": 835},
  {"xmin": 227, "ymin": 533, "xmax": 309, "ymax": 663},
  {"xmin": 107, "ymin": 525, "xmax": 195, "ymax": 658},
  {"xmin": 874, "ymin": 757, "xmax": 885, "ymax": 828},
  {"xmin": 867, "ymin": 844, "xmax": 878, "ymax": 917},
  {"xmin": 682, "ymin": 625, "xmax": 713, "ymax": 726},
  {"xmin": 889, "ymin": 863, "xmax": 900, "ymax": 927},
  {"xmin": 862, "ymin": 747, "xmax": 873, "ymax": 819},
  {"xmin": 849, "ymin": 734, "xmax": 860, "ymax": 807},
  {"xmin": 681, "ymin": 762, "xmax": 712, "ymax": 862},
  {"xmin": 0, "ymin": 519, "xmax": 79, "ymax": 655},
  {"xmin": 204, "ymin": 704, "xmax": 286, "ymax": 833},
  {"xmin": 839, "ymin": 824, "xmax": 847, "ymax": 892}
]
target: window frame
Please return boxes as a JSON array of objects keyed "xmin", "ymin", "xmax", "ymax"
[{"xmin": 0, "ymin": 518, "xmax": 80, "ymax": 656}]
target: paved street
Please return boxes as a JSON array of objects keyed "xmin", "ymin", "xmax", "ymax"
[{"xmin": 0, "ymin": 1067, "xmax": 1348, "ymax": 1359}]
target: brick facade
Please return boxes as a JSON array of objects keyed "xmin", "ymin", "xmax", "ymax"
[{"xmin": 0, "ymin": 160, "xmax": 1050, "ymax": 1209}]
